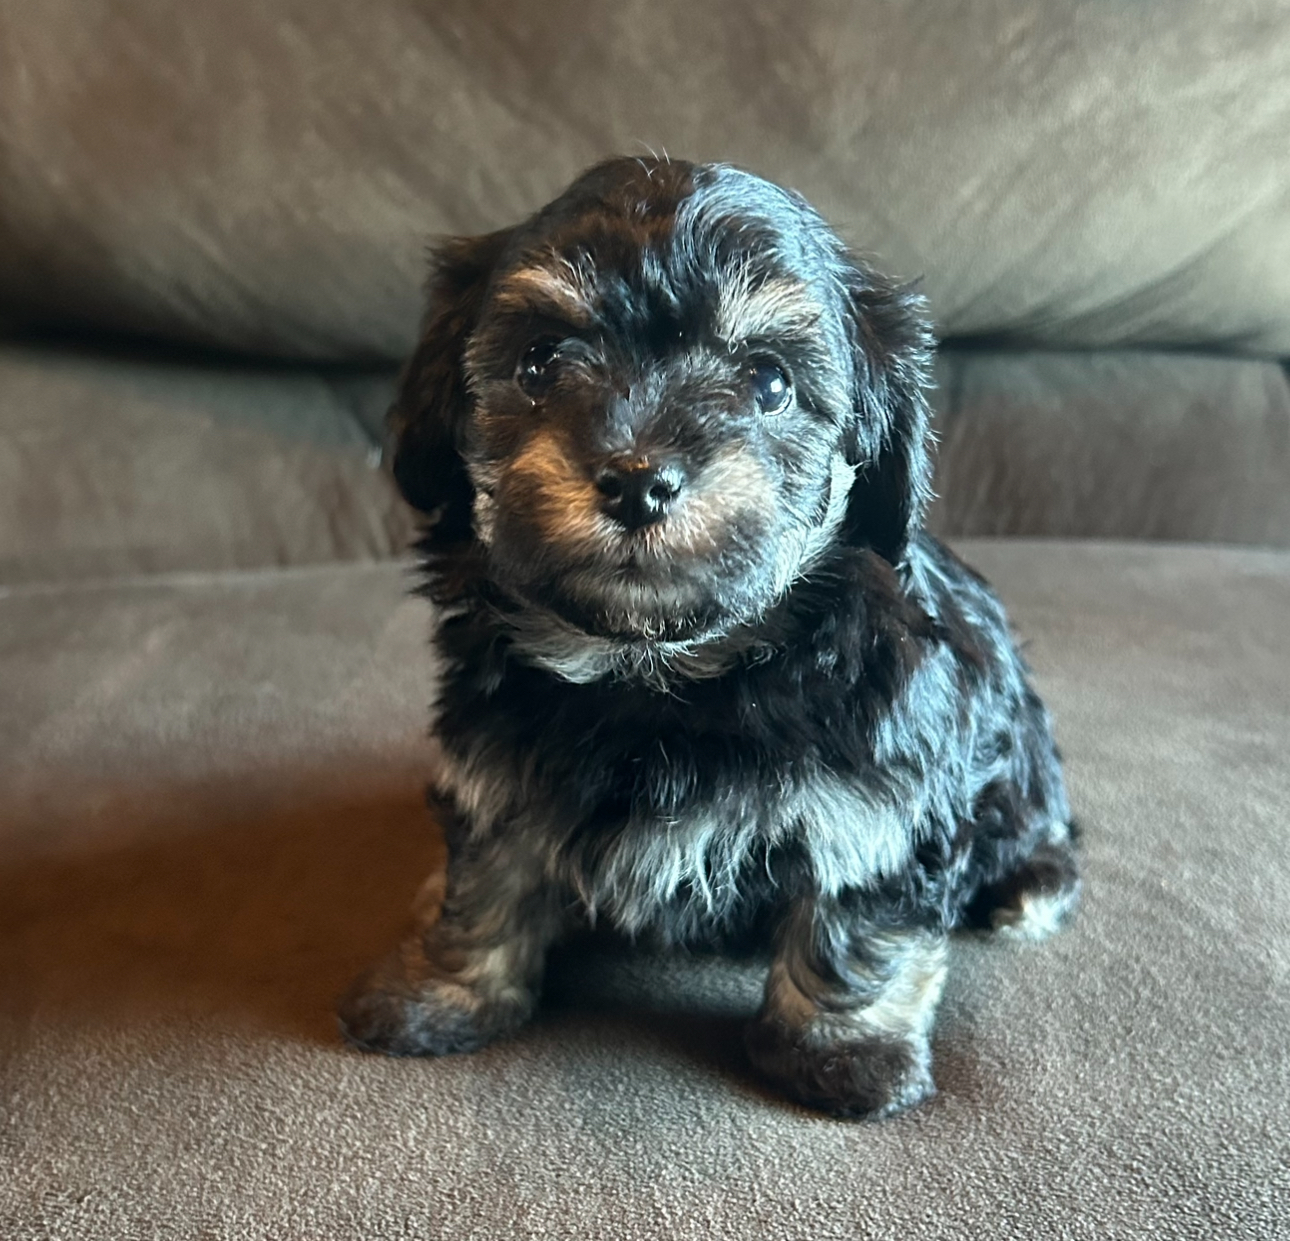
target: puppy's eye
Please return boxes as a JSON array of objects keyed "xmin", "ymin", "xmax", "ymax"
[
  {"xmin": 517, "ymin": 338, "xmax": 563, "ymax": 397},
  {"xmin": 749, "ymin": 361, "xmax": 791, "ymax": 414}
]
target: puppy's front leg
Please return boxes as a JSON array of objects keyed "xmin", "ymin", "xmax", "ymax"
[
  {"xmin": 747, "ymin": 897, "xmax": 947, "ymax": 1118},
  {"xmin": 338, "ymin": 826, "xmax": 564, "ymax": 1057}
]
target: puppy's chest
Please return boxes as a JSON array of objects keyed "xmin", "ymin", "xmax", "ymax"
[
  {"xmin": 433, "ymin": 707, "xmax": 915, "ymax": 938},
  {"xmin": 567, "ymin": 771, "xmax": 913, "ymax": 939}
]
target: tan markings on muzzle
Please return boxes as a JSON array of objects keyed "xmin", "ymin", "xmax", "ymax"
[
  {"xmin": 714, "ymin": 273, "xmax": 821, "ymax": 344},
  {"xmin": 493, "ymin": 263, "xmax": 597, "ymax": 327},
  {"xmin": 506, "ymin": 430, "xmax": 608, "ymax": 546},
  {"xmin": 508, "ymin": 436, "xmax": 771, "ymax": 559}
]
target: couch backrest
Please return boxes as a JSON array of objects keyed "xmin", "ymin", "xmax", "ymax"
[{"xmin": 3, "ymin": 0, "xmax": 1288, "ymax": 362}]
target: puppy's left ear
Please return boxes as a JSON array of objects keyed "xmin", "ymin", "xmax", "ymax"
[
  {"xmin": 386, "ymin": 228, "xmax": 513, "ymax": 538},
  {"xmin": 839, "ymin": 260, "xmax": 936, "ymax": 566}
]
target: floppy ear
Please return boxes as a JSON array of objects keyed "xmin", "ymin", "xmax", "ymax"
[
  {"xmin": 839, "ymin": 260, "xmax": 936, "ymax": 566},
  {"xmin": 387, "ymin": 229, "xmax": 513, "ymax": 538}
]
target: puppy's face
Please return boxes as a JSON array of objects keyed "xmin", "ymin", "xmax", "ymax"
[{"xmin": 393, "ymin": 159, "xmax": 933, "ymax": 647}]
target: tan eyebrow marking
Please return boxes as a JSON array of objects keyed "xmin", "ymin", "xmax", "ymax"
[
  {"xmin": 714, "ymin": 273, "xmax": 822, "ymax": 344},
  {"xmin": 492, "ymin": 262, "xmax": 598, "ymax": 326}
]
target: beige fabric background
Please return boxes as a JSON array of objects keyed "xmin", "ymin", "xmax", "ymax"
[
  {"xmin": 3, "ymin": 0, "xmax": 1289, "ymax": 360},
  {"xmin": 0, "ymin": 343, "xmax": 411, "ymax": 584},
  {"xmin": 927, "ymin": 350, "xmax": 1290, "ymax": 543}
]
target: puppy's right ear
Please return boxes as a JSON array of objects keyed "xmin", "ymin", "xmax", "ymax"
[{"xmin": 387, "ymin": 229, "xmax": 512, "ymax": 537}]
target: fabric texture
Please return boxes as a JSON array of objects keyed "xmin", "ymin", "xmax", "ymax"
[
  {"xmin": 926, "ymin": 349, "xmax": 1290, "ymax": 546},
  {"xmin": 2, "ymin": 544, "xmax": 1287, "ymax": 1239},
  {"xmin": 0, "ymin": 342, "xmax": 409, "ymax": 584},
  {"xmin": 5, "ymin": 341, "xmax": 1289, "ymax": 587},
  {"xmin": 2, "ymin": 0, "xmax": 1288, "ymax": 361}
]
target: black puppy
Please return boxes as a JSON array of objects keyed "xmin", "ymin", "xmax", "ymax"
[{"xmin": 339, "ymin": 157, "xmax": 1080, "ymax": 1119}]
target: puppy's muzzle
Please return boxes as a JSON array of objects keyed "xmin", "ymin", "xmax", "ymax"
[{"xmin": 594, "ymin": 457, "xmax": 687, "ymax": 531}]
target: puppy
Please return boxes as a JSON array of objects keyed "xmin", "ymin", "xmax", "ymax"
[{"xmin": 339, "ymin": 157, "xmax": 1080, "ymax": 1119}]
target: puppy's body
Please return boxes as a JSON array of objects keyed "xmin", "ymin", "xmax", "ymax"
[{"xmin": 340, "ymin": 158, "xmax": 1079, "ymax": 1118}]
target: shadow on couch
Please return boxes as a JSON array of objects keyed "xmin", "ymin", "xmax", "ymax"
[{"xmin": 1, "ymin": 764, "xmax": 1000, "ymax": 1123}]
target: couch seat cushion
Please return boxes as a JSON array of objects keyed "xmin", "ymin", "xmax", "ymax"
[{"xmin": 1, "ymin": 544, "xmax": 1287, "ymax": 1239}]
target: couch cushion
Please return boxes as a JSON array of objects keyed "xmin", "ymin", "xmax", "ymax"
[
  {"xmin": 927, "ymin": 350, "xmax": 1290, "ymax": 546},
  {"xmin": 2, "ymin": 1, "xmax": 1288, "ymax": 361},
  {"xmin": 5, "ymin": 342, "xmax": 1289, "ymax": 591},
  {"xmin": 0, "ymin": 342, "xmax": 410, "ymax": 584},
  {"xmin": 1, "ymin": 544, "xmax": 1286, "ymax": 1238}
]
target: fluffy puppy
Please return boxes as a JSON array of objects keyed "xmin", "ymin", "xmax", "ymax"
[{"xmin": 339, "ymin": 157, "xmax": 1080, "ymax": 1119}]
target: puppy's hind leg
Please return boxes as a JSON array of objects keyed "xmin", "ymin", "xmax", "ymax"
[
  {"xmin": 965, "ymin": 830, "xmax": 1082, "ymax": 942},
  {"xmin": 746, "ymin": 897, "xmax": 947, "ymax": 1119},
  {"xmin": 338, "ymin": 824, "xmax": 566, "ymax": 1057}
]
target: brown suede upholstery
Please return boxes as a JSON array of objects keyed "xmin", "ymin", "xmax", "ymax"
[
  {"xmin": 4, "ymin": 343, "xmax": 1288, "ymax": 585},
  {"xmin": 927, "ymin": 350, "xmax": 1290, "ymax": 545},
  {"xmin": 0, "ymin": 343, "xmax": 410, "ymax": 584},
  {"xmin": 3, "ymin": 546, "xmax": 1287, "ymax": 1239},
  {"xmin": 3, "ymin": 0, "xmax": 1289, "ymax": 360}
]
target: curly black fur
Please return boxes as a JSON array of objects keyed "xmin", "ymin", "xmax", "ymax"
[{"xmin": 338, "ymin": 157, "xmax": 1079, "ymax": 1118}]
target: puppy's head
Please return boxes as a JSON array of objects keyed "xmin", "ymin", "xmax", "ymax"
[{"xmin": 391, "ymin": 158, "xmax": 933, "ymax": 646}]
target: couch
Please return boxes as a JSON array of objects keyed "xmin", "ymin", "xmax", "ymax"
[{"xmin": 2, "ymin": 3, "xmax": 1288, "ymax": 1237}]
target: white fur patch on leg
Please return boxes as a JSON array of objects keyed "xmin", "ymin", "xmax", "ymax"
[{"xmin": 991, "ymin": 884, "xmax": 1080, "ymax": 941}]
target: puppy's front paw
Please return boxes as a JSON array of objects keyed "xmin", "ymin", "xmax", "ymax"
[
  {"xmin": 338, "ymin": 972, "xmax": 494, "ymax": 1057},
  {"xmin": 745, "ymin": 1017, "xmax": 935, "ymax": 1119},
  {"xmin": 337, "ymin": 940, "xmax": 535, "ymax": 1058}
]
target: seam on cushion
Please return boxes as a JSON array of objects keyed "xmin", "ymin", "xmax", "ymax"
[
  {"xmin": 0, "ymin": 556, "xmax": 418, "ymax": 600},
  {"xmin": 4, "ymin": 542, "xmax": 1290, "ymax": 605},
  {"xmin": 320, "ymin": 371, "xmax": 399, "ymax": 465}
]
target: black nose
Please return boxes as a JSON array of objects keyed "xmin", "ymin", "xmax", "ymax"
[{"xmin": 595, "ymin": 460, "xmax": 684, "ymax": 530}]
